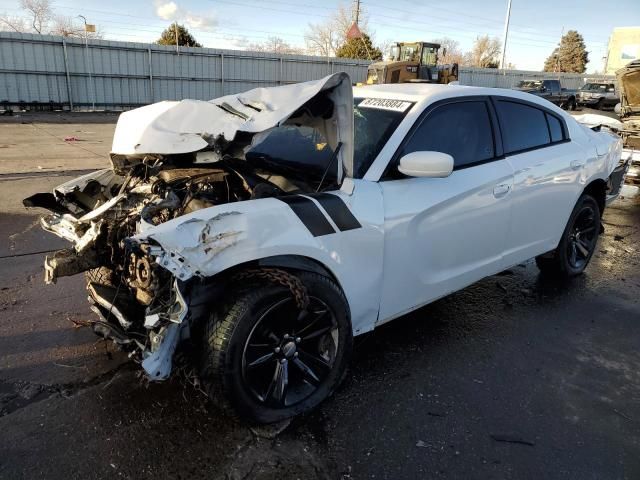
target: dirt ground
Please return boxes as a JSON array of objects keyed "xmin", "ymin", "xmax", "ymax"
[{"xmin": 0, "ymin": 110, "xmax": 638, "ymax": 480}]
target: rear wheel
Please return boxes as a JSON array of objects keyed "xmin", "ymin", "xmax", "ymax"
[
  {"xmin": 535, "ymin": 194, "xmax": 600, "ymax": 277},
  {"xmin": 200, "ymin": 270, "xmax": 352, "ymax": 423},
  {"xmin": 567, "ymin": 97, "xmax": 577, "ymax": 111},
  {"xmin": 595, "ymin": 98, "xmax": 605, "ymax": 110}
]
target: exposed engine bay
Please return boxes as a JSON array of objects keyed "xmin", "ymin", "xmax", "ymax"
[{"xmin": 23, "ymin": 72, "xmax": 354, "ymax": 380}]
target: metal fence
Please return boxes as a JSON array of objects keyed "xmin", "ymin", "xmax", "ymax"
[
  {"xmin": 458, "ymin": 66, "xmax": 616, "ymax": 90},
  {"xmin": 0, "ymin": 32, "xmax": 370, "ymax": 110},
  {"xmin": 0, "ymin": 32, "xmax": 618, "ymax": 111}
]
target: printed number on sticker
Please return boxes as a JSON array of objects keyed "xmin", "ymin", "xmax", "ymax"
[{"xmin": 358, "ymin": 98, "xmax": 412, "ymax": 112}]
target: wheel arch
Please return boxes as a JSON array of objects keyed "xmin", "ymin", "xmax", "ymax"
[
  {"xmin": 184, "ymin": 254, "xmax": 350, "ymax": 324},
  {"xmin": 582, "ymin": 178, "xmax": 607, "ymax": 215}
]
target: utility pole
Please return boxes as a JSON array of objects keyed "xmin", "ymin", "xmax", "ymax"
[
  {"xmin": 174, "ymin": 20, "xmax": 179, "ymax": 54},
  {"xmin": 78, "ymin": 15, "xmax": 96, "ymax": 111},
  {"xmin": 353, "ymin": 0, "xmax": 361, "ymax": 26},
  {"xmin": 499, "ymin": 0, "xmax": 512, "ymax": 70}
]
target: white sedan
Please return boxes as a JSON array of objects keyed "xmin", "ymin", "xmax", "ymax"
[{"xmin": 26, "ymin": 73, "xmax": 623, "ymax": 423}]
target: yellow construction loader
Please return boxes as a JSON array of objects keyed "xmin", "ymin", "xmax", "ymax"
[{"xmin": 365, "ymin": 41, "xmax": 458, "ymax": 85}]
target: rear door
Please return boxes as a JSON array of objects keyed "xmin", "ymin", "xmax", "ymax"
[
  {"xmin": 492, "ymin": 97, "xmax": 584, "ymax": 265},
  {"xmin": 378, "ymin": 97, "xmax": 514, "ymax": 323}
]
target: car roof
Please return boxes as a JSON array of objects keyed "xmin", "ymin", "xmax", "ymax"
[{"xmin": 352, "ymin": 83, "xmax": 563, "ymax": 110}]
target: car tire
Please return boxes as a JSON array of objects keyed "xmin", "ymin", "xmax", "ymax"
[
  {"xmin": 596, "ymin": 98, "xmax": 604, "ymax": 110},
  {"xmin": 199, "ymin": 270, "xmax": 352, "ymax": 423},
  {"xmin": 535, "ymin": 194, "xmax": 601, "ymax": 278},
  {"xmin": 567, "ymin": 97, "xmax": 577, "ymax": 111},
  {"xmin": 85, "ymin": 267, "xmax": 115, "ymax": 286}
]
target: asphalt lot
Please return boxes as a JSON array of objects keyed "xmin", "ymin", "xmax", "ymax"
[{"xmin": 0, "ymin": 109, "xmax": 639, "ymax": 479}]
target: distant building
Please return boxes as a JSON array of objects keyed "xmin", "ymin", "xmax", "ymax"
[{"xmin": 606, "ymin": 26, "xmax": 640, "ymax": 74}]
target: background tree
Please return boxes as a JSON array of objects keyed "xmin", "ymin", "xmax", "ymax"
[
  {"xmin": 1, "ymin": 0, "xmax": 51, "ymax": 33},
  {"xmin": 50, "ymin": 16, "xmax": 103, "ymax": 38},
  {"xmin": 543, "ymin": 30, "xmax": 589, "ymax": 73},
  {"xmin": 433, "ymin": 37, "xmax": 465, "ymax": 65},
  {"xmin": 20, "ymin": 0, "xmax": 52, "ymax": 33},
  {"xmin": 157, "ymin": 23, "xmax": 201, "ymax": 47},
  {"xmin": 304, "ymin": 3, "xmax": 371, "ymax": 56},
  {"xmin": 335, "ymin": 33, "xmax": 382, "ymax": 61},
  {"xmin": 247, "ymin": 36, "xmax": 303, "ymax": 55},
  {"xmin": 465, "ymin": 35, "xmax": 501, "ymax": 68}
]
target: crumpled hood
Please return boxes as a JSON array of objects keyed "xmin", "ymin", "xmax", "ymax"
[
  {"xmin": 111, "ymin": 72, "xmax": 355, "ymax": 177},
  {"xmin": 617, "ymin": 60, "xmax": 640, "ymax": 118}
]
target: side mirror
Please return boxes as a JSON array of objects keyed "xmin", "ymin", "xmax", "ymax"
[
  {"xmin": 614, "ymin": 103, "xmax": 622, "ymax": 115},
  {"xmin": 398, "ymin": 151, "xmax": 454, "ymax": 178}
]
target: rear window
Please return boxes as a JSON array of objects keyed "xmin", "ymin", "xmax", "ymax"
[
  {"xmin": 546, "ymin": 113, "xmax": 564, "ymax": 142},
  {"xmin": 496, "ymin": 100, "xmax": 550, "ymax": 153}
]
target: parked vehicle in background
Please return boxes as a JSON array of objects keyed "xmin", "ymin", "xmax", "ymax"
[
  {"xmin": 514, "ymin": 79, "xmax": 577, "ymax": 110},
  {"xmin": 617, "ymin": 60, "xmax": 640, "ymax": 185},
  {"xmin": 577, "ymin": 82, "xmax": 619, "ymax": 110},
  {"xmin": 26, "ymin": 74, "xmax": 623, "ymax": 423}
]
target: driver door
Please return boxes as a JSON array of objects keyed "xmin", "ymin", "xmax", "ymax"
[{"xmin": 377, "ymin": 97, "xmax": 514, "ymax": 323}]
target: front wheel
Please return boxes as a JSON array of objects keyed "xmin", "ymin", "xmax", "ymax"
[
  {"xmin": 200, "ymin": 270, "xmax": 352, "ymax": 423},
  {"xmin": 535, "ymin": 194, "xmax": 601, "ymax": 277},
  {"xmin": 567, "ymin": 97, "xmax": 577, "ymax": 111}
]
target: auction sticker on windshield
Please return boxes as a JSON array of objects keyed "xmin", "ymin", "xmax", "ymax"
[{"xmin": 358, "ymin": 98, "xmax": 412, "ymax": 112}]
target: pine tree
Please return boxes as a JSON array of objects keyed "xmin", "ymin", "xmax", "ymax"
[
  {"xmin": 335, "ymin": 33, "xmax": 382, "ymax": 61},
  {"xmin": 157, "ymin": 24, "xmax": 201, "ymax": 48},
  {"xmin": 543, "ymin": 30, "xmax": 588, "ymax": 73}
]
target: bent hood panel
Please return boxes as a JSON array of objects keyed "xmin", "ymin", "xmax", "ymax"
[{"xmin": 111, "ymin": 72, "xmax": 355, "ymax": 177}]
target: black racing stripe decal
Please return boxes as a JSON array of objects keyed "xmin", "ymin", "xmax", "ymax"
[
  {"xmin": 309, "ymin": 193, "xmax": 362, "ymax": 231},
  {"xmin": 307, "ymin": 194, "xmax": 361, "ymax": 231},
  {"xmin": 278, "ymin": 196, "xmax": 336, "ymax": 237}
]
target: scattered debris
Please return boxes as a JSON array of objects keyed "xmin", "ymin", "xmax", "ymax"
[
  {"xmin": 416, "ymin": 440, "xmax": 429, "ymax": 448},
  {"xmin": 612, "ymin": 408, "xmax": 632, "ymax": 421},
  {"xmin": 490, "ymin": 434, "xmax": 535, "ymax": 446},
  {"xmin": 64, "ymin": 136, "xmax": 81, "ymax": 142},
  {"xmin": 250, "ymin": 418, "xmax": 292, "ymax": 439}
]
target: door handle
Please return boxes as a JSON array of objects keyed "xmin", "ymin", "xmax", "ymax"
[
  {"xmin": 570, "ymin": 160, "xmax": 585, "ymax": 170},
  {"xmin": 493, "ymin": 184, "xmax": 511, "ymax": 198}
]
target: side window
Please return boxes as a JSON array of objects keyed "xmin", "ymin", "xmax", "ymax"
[
  {"xmin": 399, "ymin": 101, "xmax": 495, "ymax": 169},
  {"xmin": 496, "ymin": 100, "xmax": 550, "ymax": 153},
  {"xmin": 546, "ymin": 113, "xmax": 564, "ymax": 143}
]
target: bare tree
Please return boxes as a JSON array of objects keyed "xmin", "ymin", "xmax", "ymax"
[
  {"xmin": 304, "ymin": 3, "xmax": 371, "ymax": 56},
  {"xmin": 20, "ymin": 0, "xmax": 53, "ymax": 33},
  {"xmin": 0, "ymin": 14, "xmax": 28, "ymax": 32},
  {"xmin": 432, "ymin": 37, "xmax": 465, "ymax": 65},
  {"xmin": 465, "ymin": 35, "xmax": 501, "ymax": 68},
  {"xmin": 248, "ymin": 36, "xmax": 303, "ymax": 55},
  {"xmin": 50, "ymin": 15, "xmax": 103, "ymax": 38}
]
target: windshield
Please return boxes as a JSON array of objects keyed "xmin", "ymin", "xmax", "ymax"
[
  {"xmin": 518, "ymin": 80, "xmax": 543, "ymax": 88},
  {"xmin": 581, "ymin": 83, "xmax": 612, "ymax": 91},
  {"xmin": 399, "ymin": 44, "xmax": 420, "ymax": 62},
  {"xmin": 353, "ymin": 98, "xmax": 413, "ymax": 178},
  {"xmin": 245, "ymin": 99, "xmax": 413, "ymax": 183}
]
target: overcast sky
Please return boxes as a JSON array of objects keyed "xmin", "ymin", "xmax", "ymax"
[{"xmin": 1, "ymin": 0, "xmax": 638, "ymax": 72}]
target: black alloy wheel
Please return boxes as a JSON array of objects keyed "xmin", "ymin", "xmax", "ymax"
[
  {"xmin": 566, "ymin": 202, "xmax": 598, "ymax": 270},
  {"xmin": 200, "ymin": 271, "xmax": 352, "ymax": 423},
  {"xmin": 241, "ymin": 295, "xmax": 339, "ymax": 408},
  {"xmin": 535, "ymin": 194, "xmax": 601, "ymax": 277}
]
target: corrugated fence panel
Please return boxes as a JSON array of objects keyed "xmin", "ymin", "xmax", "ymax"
[
  {"xmin": 0, "ymin": 32, "xmax": 371, "ymax": 109},
  {"xmin": 458, "ymin": 67, "xmax": 616, "ymax": 90}
]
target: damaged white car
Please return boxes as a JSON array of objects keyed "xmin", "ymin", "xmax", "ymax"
[{"xmin": 26, "ymin": 73, "xmax": 624, "ymax": 423}]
